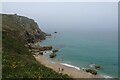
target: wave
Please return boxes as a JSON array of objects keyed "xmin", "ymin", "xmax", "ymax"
[
  {"xmin": 89, "ymin": 64, "xmax": 95, "ymax": 68},
  {"xmin": 60, "ymin": 63, "xmax": 80, "ymax": 70},
  {"xmin": 50, "ymin": 61, "xmax": 113, "ymax": 78},
  {"xmin": 60, "ymin": 63, "xmax": 113, "ymax": 78},
  {"xmin": 102, "ymin": 75, "xmax": 112, "ymax": 78}
]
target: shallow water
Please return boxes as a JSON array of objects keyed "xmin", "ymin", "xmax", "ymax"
[{"xmin": 39, "ymin": 29, "xmax": 118, "ymax": 77}]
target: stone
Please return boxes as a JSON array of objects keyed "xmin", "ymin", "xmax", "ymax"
[
  {"xmin": 95, "ymin": 65, "xmax": 101, "ymax": 70},
  {"xmin": 50, "ymin": 53, "xmax": 56, "ymax": 58},
  {"xmin": 53, "ymin": 49, "xmax": 59, "ymax": 53},
  {"xmin": 39, "ymin": 46, "xmax": 52, "ymax": 51},
  {"xmin": 86, "ymin": 69, "xmax": 97, "ymax": 75},
  {"xmin": 54, "ymin": 32, "xmax": 57, "ymax": 33},
  {"xmin": 39, "ymin": 51, "xmax": 43, "ymax": 55}
]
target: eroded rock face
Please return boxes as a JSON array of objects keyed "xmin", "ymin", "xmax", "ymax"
[{"xmin": 2, "ymin": 14, "xmax": 47, "ymax": 43}]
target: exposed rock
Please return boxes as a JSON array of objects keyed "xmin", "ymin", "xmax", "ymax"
[
  {"xmin": 2, "ymin": 14, "xmax": 47, "ymax": 43},
  {"xmin": 46, "ymin": 34, "xmax": 51, "ymax": 36},
  {"xmin": 54, "ymin": 32, "xmax": 57, "ymax": 33},
  {"xmin": 50, "ymin": 53, "xmax": 56, "ymax": 58},
  {"xmin": 39, "ymin": 46, "xmax": 52, "ymax": 51},
  {"xmin": 39, "ymin": 51, "xmax": 43, "ymax": 55},
  {"xmin": 85, "ymin": 69, "xmax": 97, "ymax": 75},
  {"xmin": 89, "ymin": 64, "xmax": 101, "ymax": 70},
  {"xmin": 95, "ymin": 65, "xmax": 101, "ymax": 70},
  {"xmin": 53, "ymin": 49, "xmax": 59, "ymax": 53}
]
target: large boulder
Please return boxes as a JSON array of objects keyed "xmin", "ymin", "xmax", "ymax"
[
  {"xmin": 95, "ymin": 65, "xmax": 101, "ymax": 70},
  {"xmin": 49, "ymin": 53, "xmax": 56, "ymax": 58},
  {"xmin": 53, "ymin": 49, "xmax": 59, "ymax": 53},
  {"xmin": 54, "ymin": 32, "xmax": 57, "ymax": 33},
  {"xmin": 39, "ymin": 51, "xmax": 43, "ymax": 55},
  {"xmin": 86, "ymin": 69, "xmax": 97, "ymax": 75}
]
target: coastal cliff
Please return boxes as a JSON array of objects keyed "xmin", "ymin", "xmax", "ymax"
[
  {"xmin": 2, "ymin": 14, "xmax": 70, "ymax": 79},
  {"xmin": 2, "ymin": 14, "xmax": 47, "ymax": 43}
]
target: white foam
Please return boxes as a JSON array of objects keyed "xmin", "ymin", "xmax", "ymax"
[
  {"xmin": 51, "ymin": 61, "xmax": 55, "ymax": 64},
  {"xmin": 102, "ymin": 75, "xmax": 112, "ymax": 78},
  {"xmin": 60, "ymin": 63, "xmax": 80, "ymax": 70},
  {"xmin": 43, "ymin": 50, "xmax": 53, "ymax": 54},
  {"xmin": 89, "ymin": 64, "xmax": 95, "ymax": 68}
]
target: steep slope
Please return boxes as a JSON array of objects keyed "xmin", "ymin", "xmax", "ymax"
[
  {"xmin": 2, "ymin": 14, "xmax": 47, "ymax": 43},
  {"xmin": 2, "ymin": 14, "xmax": 70, "ymax": 79}
]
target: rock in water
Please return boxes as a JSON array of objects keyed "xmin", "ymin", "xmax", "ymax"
[
  {"xmin": 95, "ymin": 65, "xmax": 101, "ymax": 70},
  {"xmin": 54, "ymin": 32, "xmax": 57, "ymax": 33},
  {"xmin": 53, "ymin": 49, "xmax": 59, "ymax": 53}
]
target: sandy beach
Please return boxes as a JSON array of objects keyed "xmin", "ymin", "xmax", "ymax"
[{"xmin": 33, "ymin": 54, "xmax": 103, "ymax": 78}]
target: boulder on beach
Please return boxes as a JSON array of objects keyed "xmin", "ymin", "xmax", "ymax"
[
  {"xmin": 50, "ymin": 53, "xmax": 56, "ymax": 58},
  {"xmin": 39, "ymin": 51, "xmax": 43, "ymax": 55},
  {"xmin": 85, "ymin": 69, "xmax": 97, "ymax": 75}
]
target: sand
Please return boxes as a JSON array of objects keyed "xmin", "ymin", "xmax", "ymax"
[{"xmin": 33, "ymin": 54, "xmax": 103, "ymax": 78}]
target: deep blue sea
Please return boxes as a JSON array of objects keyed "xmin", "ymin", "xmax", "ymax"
[{"xmin": 40, "ymin": 29, "xmax": 118, "ymax": 78}]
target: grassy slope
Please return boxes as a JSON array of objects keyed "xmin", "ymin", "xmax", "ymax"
[{"xmin": 2, "ymin": 14, "xmax": 71, "ymax": 79}]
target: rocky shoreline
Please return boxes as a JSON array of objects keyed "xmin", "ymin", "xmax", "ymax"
[
  {"xmin": 8, "ymin": 13, "xmax": 104, "ymax": 78},
  {"xmin": 24, "ymin": 34, "xmax": 104, "ymax": 78}
]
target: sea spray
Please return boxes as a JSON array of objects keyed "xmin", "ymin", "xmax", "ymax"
[{"xmin": 102, "ymin": 75, "xmax": 113, "ymax": 78}]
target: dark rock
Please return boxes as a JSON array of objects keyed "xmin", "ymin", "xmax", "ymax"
[
  {"xmin": 46, "ymin": 34, "xmax": 51, "ymax": 36},
  {"xmin": 54, "ymin": 32, "xmax": 57, "ymax": 33},
  {"xmin": 39, "ymin": 52, "xmax": 43, "ymax": 55},
  {"xmin": 53, "ymin": 49, "xmax": 59, "ymax": 53},
  {"xmin": 50, "ymin": 53, "xmax": 56, "ymax": 58},
  {"xmin": 86, "ymin": 69, "xmax": 97, "ymax": 75},
  {"xmin": 95, "ymin": 65, "xmax": 101, "ymax": 70},
  {"xmin": 2, "ymin": 14, "xmax": 47, "ymax": 43},
  {"xmin": 39, "ymin": 46, "xmax": 52, "ymax": 51}
]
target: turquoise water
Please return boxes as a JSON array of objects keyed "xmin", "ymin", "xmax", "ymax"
[{"xmin": 40, "ymin": 30, "xmax": 118, "ymax": 77}]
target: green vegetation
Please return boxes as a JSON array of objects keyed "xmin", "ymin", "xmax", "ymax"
[{"xmin": 2, "ymin": 14, "xmax": 71, "ymax": 79}]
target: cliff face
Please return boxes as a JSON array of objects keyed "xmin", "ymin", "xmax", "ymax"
[
  {"xmin": 2, "ymin": 14, "xmax": 46, "ymax": 43},
  {"xmin": 2, "ymin": 14, "xmax": 70, "ymax": 78}
]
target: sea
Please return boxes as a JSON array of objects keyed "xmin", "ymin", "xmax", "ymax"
[{"xmin": 39, "ymin": 28, "xmax": 118, "ymax": 78}]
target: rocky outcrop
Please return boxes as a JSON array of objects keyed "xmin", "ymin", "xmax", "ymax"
[
  {"xmin": 85, "ymin": 69, "xmax": 97, "ymax": 75},
  {"xmin": 28, "ymin": 44, "xmax": 52, "ymax": 51},
  {"xmin": 53, "ymin": 49, "xmax": 59, "ymax": 53},
  {"xmin": 40, "ymin": 46, "xmax": 52, "ymax": 51},
  {"xmin": 95, "ymin": 65, "xmax": 101, "ymax": 70},
  {"xmin": 2, "ymin": 14, "xmax": 47, "ymax": 43},
  {"xmin": 50, "ymin": 53, "xmax": 56, "ymax": 58}
]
